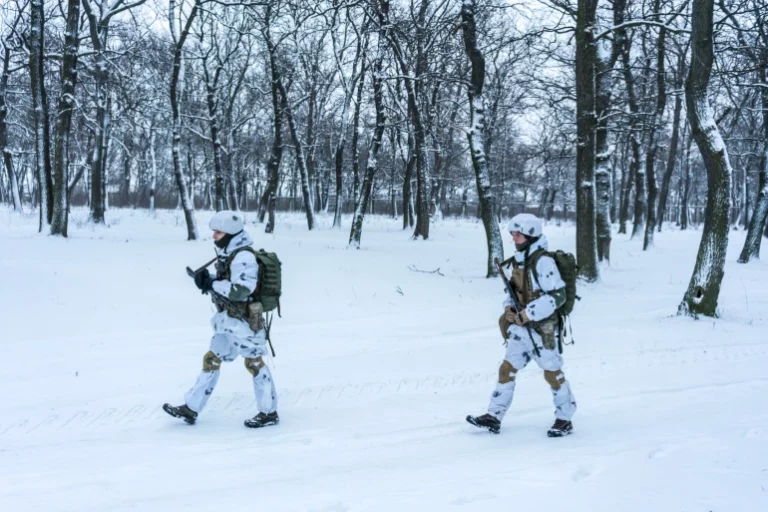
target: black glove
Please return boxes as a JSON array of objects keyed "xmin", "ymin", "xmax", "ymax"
[{"xmin": 194, "ymin": 269, "xmax": 215, "ymax": 294}]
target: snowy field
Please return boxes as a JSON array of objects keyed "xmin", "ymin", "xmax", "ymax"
[{"xmin": 1, "ymin": 207, "xmax": 767, "ymax": 512}]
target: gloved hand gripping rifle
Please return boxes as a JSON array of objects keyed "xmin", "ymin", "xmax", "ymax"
[{"xmin": 494, "ymin": 257, "xmax": 541, "ymax": 357}]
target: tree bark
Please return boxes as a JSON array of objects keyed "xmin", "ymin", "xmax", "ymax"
[
  {"xmin": 50, "ymin": 0, "xmax": 82, "ymax": 237},
  {"xmin": 0, "ymin": 41, "xmax": 22, "ymax": 212},
  {"xmin": 29, "ymin": 0, "xmax": 49, "ymax": 230},
  {"xmin": 575, "ymin": 0, "xmax": 599, "ymax": 281},
  {"xmin": 738, "ymin": 51, "xmax": 768, "ymax": 261},
  {"xmin": 657, "ymin": 52, "xmax": 685, "ymax": 233},
  {"xmin": 460, "ymin": 0, "xmax": 504, "ymax": 277},
  {"xmin": 595, "ymin": 20, "xmax": 618, "ymax": 263},
  {"xmin": 202, "ymin": 57, "xmax": 226, "ymax": 212},
  {"xmin": 258, "ymin": 9, "xmax": 283, "ymax": 234},
  {"xmin": 349, "ymin": 21, "xmax": 386, "ymax": 248},
  {"xmin": 380, "ymin": 0, "xmax": 429, "ymax": 239},
  {"xmin": 643, "ymin": 2, "xmax": 667, "ymax": 249},
  {"xmin": 276, "ymin": 78, "xmax": 315, "ymax": 230},
  {"xmin": 678, "ymin": 0, "xmax": 732, "ymax": 318},
  {"xmin": 615, "ymin": 0, "xmax": 646, "ymax": 239},
  {"xmin": 169, "ymin": 0, "xmax": 199, "ymax": 240}
]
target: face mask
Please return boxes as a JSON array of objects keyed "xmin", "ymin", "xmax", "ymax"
[
  {"xmin": 515, "ymin": 236, "xmax": 540, "ymax": 253},
  {"xmin": 214, "ymin": 231, "xmax": 239, "ymax": 249}
]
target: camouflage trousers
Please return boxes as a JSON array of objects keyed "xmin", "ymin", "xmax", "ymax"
[
  {"xmin": 487, "ymin": 319, "xmax": 577, "ymax": 422},
  {"xmin": 185, "ymin": 332, "xmax": 277, "ymax": 414}
]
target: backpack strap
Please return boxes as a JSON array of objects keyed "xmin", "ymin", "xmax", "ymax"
[
  {"xmin": 527, "ymin": 248, "xmax": 549, "ymax": 293},
  {"xmin": 224, "ymin": 246, "xmax": 260, "ymax": 300},
  {"xmin": 500, "ymin": 255, "xmax": 516, "ymax": 269}
]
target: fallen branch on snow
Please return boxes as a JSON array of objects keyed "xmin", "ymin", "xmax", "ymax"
[{"xmin": 407, "ymin": 265, "xmax": 444, "ymax": 276}]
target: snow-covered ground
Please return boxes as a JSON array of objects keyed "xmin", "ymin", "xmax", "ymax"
[{"xmin": 1, "ymin": 207, "xmax": 767, "ymax": 512}]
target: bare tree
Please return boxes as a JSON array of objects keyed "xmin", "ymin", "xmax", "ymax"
[
  {"xmin": 460, "ymin": 0, "xmax": 503, "ymax": 277},
  {"xmin": 678, "ymin": 0, "xmax": 732, "ymax": 317},
  {"xmin": 50, "ymin": 0, "xmax": 82, "ymax": 236},
  {"xmin": 168, "ymin": 0, "xmax": 200, "ymax": 240},
  {"xmin": 0, "ymin": 7, "xmax": 23, "ymax": 212},
  {"xmin": 575, "ymin": 0, "xmax": 599, "ymax": 281},
  {"xmin": 29, "ymin": 0, "xmax": 50, "ymax": 230}
]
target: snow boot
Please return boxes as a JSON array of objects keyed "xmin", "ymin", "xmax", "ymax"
[
  {"xmin": 244, "ymin": 411, "xmax": 279, "ymax": 429},
  {"xmin": 547, "ymin": 419, "xmax": 573, "ymax": 437},
  {"xmin": 163, "ymin": 403, "xmax": 198, "ymax": 425},
  {"xmin": 466, "ymin": 414, "xmax": 501, "ymax": 434}
]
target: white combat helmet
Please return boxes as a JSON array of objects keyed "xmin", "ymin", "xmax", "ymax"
[
  {"xmin": 209, "ymin": 210, "xmax": 245, "ymax": 235},
  {"xmin": 507, "ymin": 213, "xmax": 542, "ymax": 238}
]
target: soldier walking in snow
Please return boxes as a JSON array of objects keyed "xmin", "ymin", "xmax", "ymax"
[
  {"xmin": 467, "ymin": 213, "xmax": 577, "ymax": 437},
  {"xmin": 163, "ymin": 211, "xmax": 279, "ymax": 428}
]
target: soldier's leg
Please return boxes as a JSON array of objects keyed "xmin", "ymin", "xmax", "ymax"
[
  {"xmin": 534, "ymin": 345, "xmax": 577, "ymax": 421},
  {"xmin": 244, "ymin": 356, "xmax": 277, "ymax": 414},
  {"xmin": 487, "ymin": 326, "xmax": 533, "ymax": 420},
  {"xmin": 184, "ymin": 334, "xmax": 238, "ymax": 413}
]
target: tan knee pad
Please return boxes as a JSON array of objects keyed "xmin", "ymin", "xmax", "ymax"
[
  {"xmin": 498, "ymin": 313, "xmax": 511, "ymax": 340},
  {"xmin": 203, "ymin": 351, "xmax": 222, "ymax": 372},
  {"xmin": 498, "ymin": 360, "xmax": 518, "ymax": 384},
  {"xmin": 544, "ymin": 370, "xmax": 565, "ymax": 390},
  {"xmin": 244, "ymin": 357, "xmax": 265, "ymax": 377}
]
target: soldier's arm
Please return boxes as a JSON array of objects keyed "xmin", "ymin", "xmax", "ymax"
[
  {"xmin": 524, "ymin": 255, "xmax": 566, "ymax": 322},
  {"xmin": 212, "ymin": 252, "xmax": 259, "ymax": 301}
]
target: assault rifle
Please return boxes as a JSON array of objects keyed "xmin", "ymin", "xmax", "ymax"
[
  {"xmin": 186, "ymin": 258, "xmax": 243, "ymax": 318},
  {"xmin": 494, "ymin": 257, "xmax": 541, "ymax": 357},
  {"xmin": 187, "ymin": 258, "xmax": 276, "ymax": 357}
]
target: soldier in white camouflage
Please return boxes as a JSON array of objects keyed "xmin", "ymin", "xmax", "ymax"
[
  {"xmin": 163, "ymin": 211, "xmax": 279, "ymax": 428},
  {"xmin": 467, "ymin": 213, "xmax": 577, "ymax": 437}
]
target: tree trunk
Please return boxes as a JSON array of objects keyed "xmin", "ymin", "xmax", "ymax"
[
  {"xmin": 0, "ymin": 42, "xmax": 22, "ymax": 212},
  {"xmin": 258, "ymin": 18, "xmax": 282, "ymax": 234},
  {"xmin": 332, "ymin": 33, "xmax": 366, "ymax": 229},
  {"xmin": 169, "ymin": 0, "xmax": 199, "ymax": 240},
  {"xmin": 618, "ymin": 133, "xmax": 632, "ymax": 233},
  {"xmin": 350, "ymin": 46, "xmax": 366, "ymax": 210},
  {"xmin": 403, "ymin": 152, "xmax": 415, "ymax": 229},
  {"xmin": 738, "ymin": 51, "xmax": 768, "ymax": 261},
  {"xmin": 149, "ymin": 129, "xmax": 157, "ymax": 214},
  {"xmin": 615, "ymin": 0, "xmax": 646, "ymax": 239},
  {"xmin": 460, "ymin": 0, "xmax": 504, "ymax": 276},
  {"xmin": 276, "ymin": 79, "xmax": 315, "ymax": 230},
  {"xmin": 349, "ymin": 25, "xmax": 385, "ymax": 248},
  {"xmin": 738, "ymin": 142, "xmax": 768, "ymax": 262},
  {"xmin": 50, "ymin": 0, "xmax": 82, "ymax": 237},
  {"xmin": 203, "ymin": 61, "xmax": 226, "ymax": 212},
  {"xmin": 380, "ymin": 0, "xmax": 429, "ymax": 239},
  {"xmin": 595, "ymin": 26, "xmax": 617, "ymax": 263},
  {"xmin": 643, "ymin": 4, "xmax": 666, "ymax": 249},
  {"xmin": 678, "ymin": 0, "xmax": 732, "ymax": 318},
  {"xmin": 29, "ymin": 0, "xmax": 49, "ymax": 230},
  {"xmin": 575, "ymin": 0, "xmax": 599, "ymax": 281},
  {"xmin": 657, "ymin": 53, "xmax": 685, "ymax": 233}
]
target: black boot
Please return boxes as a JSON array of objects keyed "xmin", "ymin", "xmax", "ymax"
[
  {"xmin": 547, "ymin": 419, "xmax": 573, "ymax": 437},
  {"xmin": 244, "ymin": 411, "xmax": 279, "ymax": 429},
  {"xmin": 163, "ymin": 403, "xmax": 198, "ymax": 425},
  {"xmin": 466, "ymin": 413, "xmax": 501, "ymax": 434}
]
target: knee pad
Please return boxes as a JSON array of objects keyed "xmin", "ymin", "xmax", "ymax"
[
  {"xmin": 202, "ymin": 351, "xmax": 222, "ymax": 372},
  {"xmin": 544, "ymin": 370, "xmax": 565, "ymax": 390},
  {"xmin": 498, "ymin": 314, "xmax": 511, "ymax": 340},
  {"xmin": 244, "ymin": 357, "xmax": 265, "ymax": 377},
  {"xmin": 498, "ymin": 360, "xmax": 518, "ymax": 384}
]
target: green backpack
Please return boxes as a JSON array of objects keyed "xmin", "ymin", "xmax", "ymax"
[
  {"xmin": 530, "ymin": 249, "xmax": 579, "ymax": 316},
  {"xmin": 228, "ymin": 247, "xmax": 282, "ymax": 315},
  {"xmin": 252, "ymin": 249, "xmax": 282, "ymax": 315}
]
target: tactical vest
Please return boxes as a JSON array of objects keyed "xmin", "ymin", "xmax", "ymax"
[
  {"xmin": 214, "ymin": 247, "xmax": 258, "ymax": 325},
  {"xmin": 509, "ymin": 257, "xmax": 543, "ymax": 307}
]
